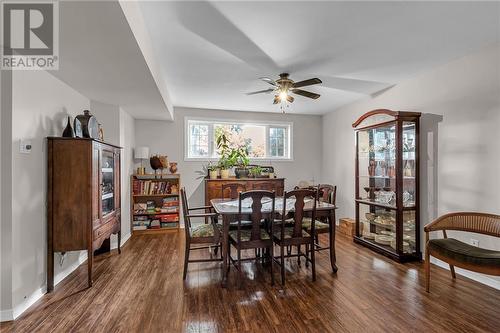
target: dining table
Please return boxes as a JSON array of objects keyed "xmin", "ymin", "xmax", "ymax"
[{"xmin": 210, "ymin": 197, "xmax": 338, "ymax": 287}]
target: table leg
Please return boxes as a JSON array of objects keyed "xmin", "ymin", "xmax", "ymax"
[
  {"xmin": 222, "ymin": 215, "xmax": 230, "ymax": 287},
  {"xmin": 329, "ymin": 209, "xmax": 338, "ymax": 273}
]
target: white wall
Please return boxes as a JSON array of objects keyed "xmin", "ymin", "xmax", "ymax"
[
  {"xmin": 90, "ymin": 101, "xmax": 121, "ymax": 146},
  {"xmin": 119, "ymin": 108, "xmax": 135, "ymax": 241},
  {"xmin": 10, "ymin": 70, "xmax": 91, "ymax": 319},
  {"xmin": 134, "ymin": 107, "xmax": 323, "ymax": 210},
  {"xmin": 321, "ymin": 44, "xmax": 500, "ymax": 288},
  {"xmin": 0, "ymin": 72, "xmax": 137, "ymax": 321},
  {"xmin": 1, "ymin": 69, "xmax": 14, "ymax": 321}
]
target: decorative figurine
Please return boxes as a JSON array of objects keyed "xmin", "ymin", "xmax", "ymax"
[
  {"xmin": 150, "ymin": 155, "xmax": 163, "ymax": 178},
  {"xmin": 169, "ymin": 162, "xmax": 178, "ymax": 174}
]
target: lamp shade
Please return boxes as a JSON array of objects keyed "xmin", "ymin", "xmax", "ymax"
[{"xmin": 134, "ymin": 146, "xmax": 149, "ymax": 159}]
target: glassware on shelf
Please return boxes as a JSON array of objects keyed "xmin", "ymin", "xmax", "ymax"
[
  {"xmin": 403, "ymin": 160, "xmax": 413, "ymax": 177},
  {"xmin": 377, "ymin": 190, "xmax": 395, "ymax": 205},
  {"xmin": 368, "ymin": 160, "xmax": 376, "ymax": 176}
]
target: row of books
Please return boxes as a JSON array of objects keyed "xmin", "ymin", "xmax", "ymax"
[
  {"xmin": 133, "ymin": 216, "xmax": 179, "ymax": 231},
  {"xmin": 133, "ymin": 180, "xmax": 179, "ymax": 195},
  {"xmin": 133, "ymin": 198, "xmax": 180, "ymax": 215}
]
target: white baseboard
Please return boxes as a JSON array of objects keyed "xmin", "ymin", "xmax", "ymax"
[
  {"xmin": 111, "ymin": 232, "xmax": 131, "ymax": 249},
  {"xmin": 0, "ymin": 309, "xmax": 13, "ymax": 322},
  {"xmin": 8, "ymin": 251, "xmax": 89, "ymax": 321},
  {"xmin": 54, "ymin": 251, "xmax": 88, "ymax": 286},
  {"xmin": 11, "ymin": 286, "xmax": 46, "ymax": 320},
  {"xmin": 431, "ymin": 258, "xmax": 500, "ymax": 290},
  {"xmin": 1, "ymin": 232, "xmax": 133, "ymax": 322}
]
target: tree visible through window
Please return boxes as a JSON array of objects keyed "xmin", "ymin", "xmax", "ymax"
[
  {"xmin": 269, "ymin": 127, "xmax": 286, "ymax": 157},
  {"xmin": 189, "ymin": 123, "xmax": 209, "ymax": 157},
  {"xmin": 186, "ymin": 119, "xmax": 291, "ymax": 160}
]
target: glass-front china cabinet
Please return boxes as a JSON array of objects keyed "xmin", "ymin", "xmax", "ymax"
[{"xmin": 353, "ymin": 109, "xmax": 421, "ymax": 262}]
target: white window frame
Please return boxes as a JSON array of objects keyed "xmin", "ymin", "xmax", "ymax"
[{"xmin": 184, "ymin": 116, "xmax": 293, "ymax": 161}]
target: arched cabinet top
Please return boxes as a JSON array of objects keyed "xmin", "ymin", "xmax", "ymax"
[{"xmin": 352, "ymin": 109, "xmax": 421, "ymax": 129}]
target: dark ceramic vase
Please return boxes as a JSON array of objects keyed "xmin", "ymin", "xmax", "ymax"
[
  {"xmin": 62, "ymin": 116, "xmax": 74, "ymax": 137},
  {"xmin": 234, "ymin": 167, "xmax": 249, "ymax": 179},
  {"xmin": 74, "ymin": 110, "xmax": 98, "ymax": 138}
]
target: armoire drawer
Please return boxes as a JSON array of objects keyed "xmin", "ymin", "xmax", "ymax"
[{"xmin": 94, "ymin": 219, "xmax": 117, "ymax": 239}]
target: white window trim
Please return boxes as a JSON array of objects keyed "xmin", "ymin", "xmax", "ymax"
[{"xmin": 184, "ymin": 116, "xmax": 294, "ymax": 162}]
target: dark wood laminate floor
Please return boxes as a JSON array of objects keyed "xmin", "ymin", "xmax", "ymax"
[{"xmin": 1, "ymin": 232, "xmax": 499, "ymax": 333}]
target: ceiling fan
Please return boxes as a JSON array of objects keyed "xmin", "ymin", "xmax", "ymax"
[{"xmin": 246, "ymin": 73, "xmax": 322, "ymax": 107}]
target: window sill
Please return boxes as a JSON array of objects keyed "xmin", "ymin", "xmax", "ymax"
[{"xmin": 184, "ymin": 157, "xmax": 294, "ymax": 162}]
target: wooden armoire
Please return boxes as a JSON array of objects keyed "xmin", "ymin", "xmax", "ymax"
[{"xmin": 47, "ymin": 137, "xmax": 122, "ymax": 292}]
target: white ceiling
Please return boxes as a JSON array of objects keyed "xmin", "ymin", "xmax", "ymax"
[
  {"xmin": 51, "ymin": 1, "xmax": 172, "ymax": 120},
  {"xmin": 138, "ymin": 0, "xmax": 499, "ymax": 115}
]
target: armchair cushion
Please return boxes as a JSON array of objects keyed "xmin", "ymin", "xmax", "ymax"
[
  {"xmin": 190, "ymin": 224, "xmax": 218, "ymax": 238},
  {"xmin": 428, "ymin": 238, "xmax": 500, "ymax": 267},
  {"xmin": 229, "ymin": 229, "xmax": 271, "ymax": 242},
  {"xmin": 302, "ymin": 218, "xmax": 330, "ymax": 231},
  {"xmin": 274, "ymin": 227, "xmax": 311, "ymax": 239}
]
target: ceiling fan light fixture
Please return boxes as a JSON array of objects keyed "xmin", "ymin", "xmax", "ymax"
[
  {"xmin": 248, "ymin": 73, "xmax": 322, "ymax": 113},
  {"xmin": 279, "ymin": 90, "xmax": 288, "ymax": 101}
]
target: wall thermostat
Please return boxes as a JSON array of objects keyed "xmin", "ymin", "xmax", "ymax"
[{"xmin": 20, "ymin": 140, "xmax": 32, "ymax": 154}]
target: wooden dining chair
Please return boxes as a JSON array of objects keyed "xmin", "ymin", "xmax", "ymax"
[
  {"xmin": 221, "ymin": 183, "xmax": 246, "ymax": 199},
  {"xmin": 228, "ymin": 190, "xmax": 276, "ymax": 287},
  {"xmin": 180, "ymin": 187, "xmax": 222, "ymax": 280},
  {"xmin": 274, "ymin": 189, "xmax": 317, "ymax": 285},
  {"xmin": 302, "ymin": 184, "xmax": 337, "ymax": 252}
]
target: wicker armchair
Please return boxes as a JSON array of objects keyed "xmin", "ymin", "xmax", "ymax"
[{"xmin": 424, "ymin": 212, "xmax": 500, "ymax": 292}]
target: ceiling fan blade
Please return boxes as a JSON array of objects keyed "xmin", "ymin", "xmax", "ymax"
[
  {"xmin": 292, "ymin": 78, "xmax": 322, "ymax": 88},
  {"xmin": 291, "ymin": 89, "xmax": 320, "ymax": 99},
  {"xmin": 246, "ymin": 88, "xmax": 275, "ymax": 95},
  {"xmin": 273, "ymin": 96, "xmax": 280, "ymax": 104},
  {"xmin": 286, "ymin": 95, "xmax": 294, "ymax": 103},
  {"xmin": 317, "ymin": 75, "xmax": 393, "ymax": 96},
  {"xmin": 260, "ymin": 77, "xmax": 277, "ymax": 87}
]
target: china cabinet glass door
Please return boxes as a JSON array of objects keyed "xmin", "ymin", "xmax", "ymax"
[
  {"xmin": 101, "ymin": 150, "xmax": 115, "ymax": 216},
  {"xmin": 357, "ymin": 124, "xmax": 397, "ymax": 207}
]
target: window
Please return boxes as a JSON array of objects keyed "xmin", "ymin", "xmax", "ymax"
[{"xmin": 185, "ymin": 118, "xmax": 292, "ymax": 160}]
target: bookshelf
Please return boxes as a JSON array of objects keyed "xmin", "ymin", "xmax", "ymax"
[{"xmin": 131, "ymin": 174, "xmax": 181, "ymax": 235}]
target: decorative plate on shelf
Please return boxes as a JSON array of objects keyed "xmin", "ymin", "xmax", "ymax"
[
  {"xmin": 363, "ymin": 232, "xmax": 377, "ymax": 240},
  {"xmin": 374, "ymin": 234, "xmax": 393, "ymax": 245},
  {"xmin": 391, "ymin": 240, "xmax": 410, "ymax": 252}
]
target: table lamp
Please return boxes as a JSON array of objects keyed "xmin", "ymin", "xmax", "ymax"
[{"xmin": 134, "ymin": 146, "xmax": 149, "ymax": 175}]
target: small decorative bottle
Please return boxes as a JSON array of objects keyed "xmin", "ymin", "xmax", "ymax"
[{"xmin": 62, "ymin": 116, "xmax": 74, "ymax": 137}]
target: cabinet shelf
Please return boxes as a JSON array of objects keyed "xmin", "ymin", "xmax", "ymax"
[
  {"xmin": 358, "ymin": 175, "xmax": 415, "ymax": 179},
  {"xmin": 133, "ymin": 211, "xmax": 179, "ymax": 216},
  {"xmin": 132, "ymin": 227, "xmax": 179, "ymax": 235},
  {"xmin": 133, "ymin": 193, "xmax": 179, "ymax": 197},
  {"xmin": 356, "ymin": 198, "xmax": 416, "ymax": 210}
]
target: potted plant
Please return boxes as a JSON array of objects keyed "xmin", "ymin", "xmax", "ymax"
[
  {"xmin": 233, "ymin": 147, "xmax": 250, "ymax": 178},
  {"xmin": 218, "ymin": 157, "xmax": 232, "ymax": 179},
  {"xmin": 249, "ymin": 166, "xmax": 263, "ymax": 178},
  {"xmin": 207, "ymin": 162, "xmax": 219, "ymax": 180}
]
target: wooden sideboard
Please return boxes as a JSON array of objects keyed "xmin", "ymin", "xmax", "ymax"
[
  {"xmin": 205, "ymin": 177, "xmax": 285, "ymax": 205},
  {"xmin": 47, "ymin": 137, "xmax": 122, "ymax": 292}
]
